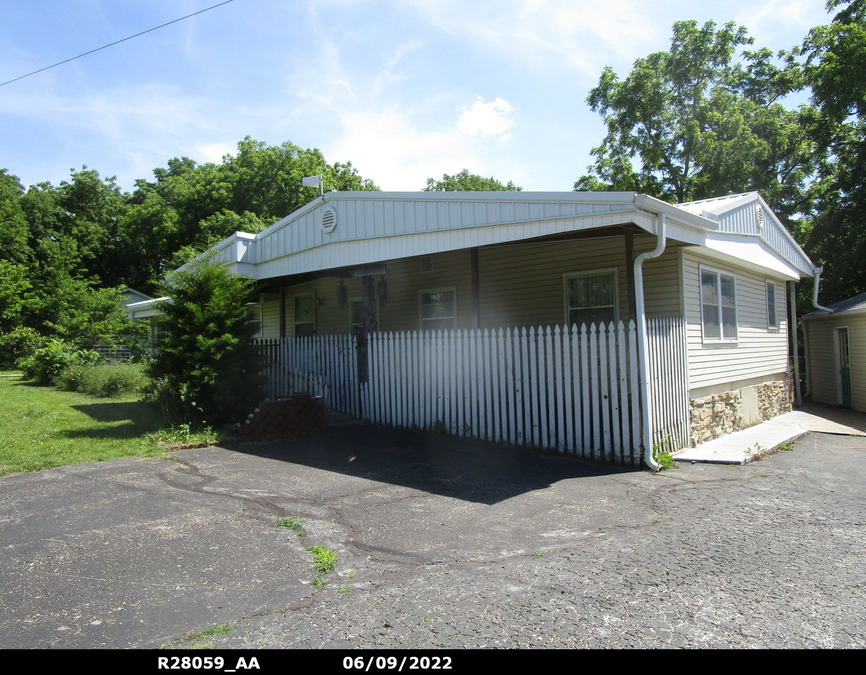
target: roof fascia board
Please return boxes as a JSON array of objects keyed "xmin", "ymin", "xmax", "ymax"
[
  {"xmin": 255, "ymin": 211, "xmax": 655, "ymax": 281},
  {"xmin": 633, "ymin": 194, "xmax": 719, "ymax": 231},
  {"xmin": 707, "ymin": 229, "xmax": 813, "ymax": 277},
  {"xmin": 697, "ymin": 235, "xmax": 800, "ymax": 280},
  {"xmin": 803, "ymin": 307, "xmax": 866, "ymax": 320}
]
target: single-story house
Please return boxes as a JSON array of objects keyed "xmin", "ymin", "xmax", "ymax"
[
  {"xmin": 128, "ymin": 190, "xmax": 818, "ymax": 468},
  {"xmin": 802, "ymin": 293, "xmax": 866, "ymax": 412}
]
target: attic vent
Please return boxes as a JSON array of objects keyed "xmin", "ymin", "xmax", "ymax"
[
  {"xmin": 420, "ymin": 255, "xmax": 434, "ymax": 273},
  {"xmin": 321, "ymin": 206, "xmax": 337, "ymax": 233},
  {"xmin": 756, "ymin": 204, "xmax": 764, "ymax": 228}
]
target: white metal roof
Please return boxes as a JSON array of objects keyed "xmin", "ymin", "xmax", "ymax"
[
  {"xmin": 189, "ymin": 191, "xmax": 720, "ymax": 281},
  {"xmin": 678, "ymin": 192, "xmax": 815, "ymax": 278}
]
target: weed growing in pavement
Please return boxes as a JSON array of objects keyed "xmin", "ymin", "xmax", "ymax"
[
  {"xmin": 309, "ymin": 545, "xmax": 338, "ymax": 575},
  {"xmin": 277, "ymin": 516, "xmax": 307, "ymax": 538},
  {"xmin": 652, "ymin": 437, "xmax": 678, "ymax": 470},
  {"xmin": 183, "ymin": 622, "xmax": 235, "ymax": 648}
]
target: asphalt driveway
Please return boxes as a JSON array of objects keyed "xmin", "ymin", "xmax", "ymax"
[{"xmin": 1, "ymin": 424, "xmax": 864, "ymax": 648}]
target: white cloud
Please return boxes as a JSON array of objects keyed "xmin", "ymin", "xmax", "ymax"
[
  {"xmin": 197, "ymin": 143, "xmax": 235, "ymax": 163},
  {"xmin": 405, "ymin": 0, "xmax": 657, "ymax": 74},
  {"xmin": 735, "ymin": 0, "xmax": 831, "ymax": 45},
  {"xmin": 458, "ymin": 97, "xmax": 515, "ymax": 137},
  {"xmin": 329, "ymin": 110, "xmax": 483, "ymax": 190}
]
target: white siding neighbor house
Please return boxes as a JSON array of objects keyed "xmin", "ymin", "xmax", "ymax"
[
  {"xmin": 802, "ymin": 293, "xmax": 866, "ymax": 413},
  {"xmin": 128, "ymin": 190, "xmax": 816, "ymax": 468}
]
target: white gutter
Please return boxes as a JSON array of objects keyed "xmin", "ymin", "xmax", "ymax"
[
  {"xmin": 789, "ymin": 281, "xmax": 802, "ymax": 406},
  {"xmin": 634, "ymin": 211, "xmax": 667, "ymax": 472},
  {"xmin": 812, "ymin": 266, "xmax": 834, "ymax": 313}
]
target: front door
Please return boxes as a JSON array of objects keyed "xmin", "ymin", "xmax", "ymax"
[{"xmin": 837, "ymin": 327, "xmax": 852, "ymax": 407}]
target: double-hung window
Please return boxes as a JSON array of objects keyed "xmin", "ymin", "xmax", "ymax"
[
  {"xmin": 565, "ymin": 270, "xmax": 617, "ymax": 328},
  {"xmin": 766, "ymin": 281, "xmax": 778, "ymax": 329},
  {"xmin": 700, "ymin": 268, "xmax": 737, "ymax": 341},
  {"xmin": 420, "ymin": 289, "xmax": 455, "ymax": 331},
  {"xmin": 293, "ymin": 294, "xmax": 316, "ymax": 336},
  {"xmin": 245, "ymin": 303, "xmax": 263, "ymax": 338}
]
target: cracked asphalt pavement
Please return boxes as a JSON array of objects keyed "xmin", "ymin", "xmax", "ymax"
[{"xmin": 1, "ymin": 425, "xmax": 864, "ymax": 649}]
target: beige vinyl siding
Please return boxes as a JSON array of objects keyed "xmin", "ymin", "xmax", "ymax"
[
  {"xmin": 261, "ymin": 300, "xmax": 281, "ymax": 339},
  {"xmin": 479, "ymin": 235, "xmax": 683, "ymax": 327},
  {"xmin": 478, "ymin": 237, "xmax": 632, "ymax": 328},
  {"xmin": 377, "ymin": 251, "xmax": 473, "ymax": 332},
  {"xmin": 271, "ymin": 236, "xmax": 688, "ymax": 335},
  {"xmin": 805, "ymin": 314, "xmax": 866, "ymax": 412},
  {"xmin": 683, "ymin": 250, "xmax": 789, "ymax": 391},
  {"xmin": 638, "ymin": 237, "xmax": 685, "ymax": 318}
]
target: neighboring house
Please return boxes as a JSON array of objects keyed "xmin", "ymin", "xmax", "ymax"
[
  {"xmin": 128, "ymin": 191, "xmax": 816, "ymax": 467},
  {"xmin": 120, "ymin": 287, "xmax": 152, "ymax": 307},
  {"xmin": 802, "ymin": 293, "xmax": 866, "ymax": 412}
]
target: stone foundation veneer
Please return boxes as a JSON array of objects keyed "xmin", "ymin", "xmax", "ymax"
[{"xmin": 689, "ymin": 373, "xmax": 794, "ymax": 446}]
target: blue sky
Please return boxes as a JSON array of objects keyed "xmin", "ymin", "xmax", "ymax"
[{"xmin": 0, "ymin": 0, "xmax": 832, "ymax": 194}]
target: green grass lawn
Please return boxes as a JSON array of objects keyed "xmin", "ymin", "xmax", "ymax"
[{"xmin": 0, "ymin": 376, "xmax": 167, "ymax": 477}]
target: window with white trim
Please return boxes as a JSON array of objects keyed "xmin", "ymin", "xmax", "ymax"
[
  {"xmin": 293, "ymin": 294, "xmax": 316, "ymax": 336},
  {"xmin": 766, "ymin": 281, "xmax": 778, "ymax": 329},
  {"xmin": 564, "ymin": 270, "xmax": 618, "ymax": 328},
  {"xmin": 420, "ymin": 289, "xmax": 455, "ymax": 331},
  {"xmin": 245, "ymin": 304, "xmax": 263, "ymax": 338},
  {"xmin": 700, "ymin": 268, "xmax": 737, "ymax": 341}
]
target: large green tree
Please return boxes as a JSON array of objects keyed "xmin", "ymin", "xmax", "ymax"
[
  {"xmin": 575, "ymin": 20, "xmax": 813, "ymax": 221},
  {"xmin": 791, "ymin": 0, "xmax": 866, "ymax": 303},
  {"xmin": 424, "ymin": 169, "xmax": 522, "ymax": 192},
  {"xmin": 125, "ymin": 138, "xmax": 379, "ymax": 292}
]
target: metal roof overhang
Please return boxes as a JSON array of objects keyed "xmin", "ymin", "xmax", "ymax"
[
  {"xmin": 699, "ymin": 233, "xmax": 801, "ymax": 280},
  {"xmin": 251, "ymin": 204, "xmax": 712, "ymax": 283}
]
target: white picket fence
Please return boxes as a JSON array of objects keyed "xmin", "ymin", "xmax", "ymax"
[
  {"xmin": 366, "ymin": 323, "xmax": 641, "ymax": 464},
  {"xmin": 255, "ymin": 334, "xmax": 361, "ymax": 418},
  {"xmin": 646, "ymin": 316, "xmax": 690, "ymax": 451},
  {"xmin": 255, "ymin": 317, "xmax": 690, "ymax": 466}
]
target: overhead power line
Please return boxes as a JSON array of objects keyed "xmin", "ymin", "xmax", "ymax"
[{"xmin": 0, "ymin": 0, "xmax": 238, "ymax": 88}]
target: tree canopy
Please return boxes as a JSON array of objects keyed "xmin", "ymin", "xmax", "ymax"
[
  {"xmin": 789, "ymin": 0, "xmax": 866, "ymax": 303},
  {"xmin": 0, "ymin": 138, "xmax": 378, "ymax": 366},
  {"xmin": 424, "ymin": 169, "xmax": 521, "ymax": 192},
  {"xmin": 575, "ymin": 20, "xmax": 813, "ymax": 223}
]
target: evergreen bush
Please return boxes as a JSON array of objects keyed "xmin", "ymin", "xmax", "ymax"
[{"xmin": 147, "ymin": 260, "xmax": 263, "ymax": 427}]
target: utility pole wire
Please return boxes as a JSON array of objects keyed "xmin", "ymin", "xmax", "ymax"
[{"xmin": 0, "ymin": 0, "xmax": 237, "ymax": 88}]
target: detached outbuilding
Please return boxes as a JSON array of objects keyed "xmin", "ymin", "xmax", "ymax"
[{"xmin": 803, "ymin": 293, "xmax": 866, "ymax": 412}]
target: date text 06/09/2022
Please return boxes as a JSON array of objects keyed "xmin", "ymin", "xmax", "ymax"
[{"xmin": 343, "ymin": 656, "xmax": 452, "ymax": 671}]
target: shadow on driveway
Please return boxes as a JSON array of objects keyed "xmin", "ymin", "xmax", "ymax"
[{"xmin": 226, "ymin": 423, "xmax": 635, "ymax": 506}]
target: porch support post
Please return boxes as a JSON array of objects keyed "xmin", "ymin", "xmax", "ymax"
[
  {"xmin": 625, "ymin": 231, "xmax": 635, "ymax": 320},
  {"xmin": 279, "ymin": 278, "xmax": 287, "ymax": 338},
  {"xmin": 634, "ymin": 210, "xmax": 667, "ymax": 471},
  {"xmin": 357, "ymin": 275, "xmax": 377, "ymax": 383},
  {"xmin": 789, "ymin": 281, "xmax": 803, "ymax": 406},
  {"xmin": 470, "ymin": 248, "xmax": 480, "ymax": 330}
]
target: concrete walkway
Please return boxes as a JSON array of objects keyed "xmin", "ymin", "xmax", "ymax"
[{"xmin": 675, "ymin": 401, "xmax": 866, "ymax": 465}]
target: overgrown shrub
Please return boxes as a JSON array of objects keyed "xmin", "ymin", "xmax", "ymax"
[
  {"xmin": 73, "ymin": 364, "xmax": 150, "ymax": 397},
  {"xmin": 0, "ymin": 327, "xmax": 45, "ymax": 369},
  {"xmin": 142, "ymin": 377, "xmax": 189, "ymax": 426},
  {"xmin": 21, "ymin": 340, "xmax": 99, "ymax": 385},
  {"xmin": 148, "ymin": 260, "xmax": 264, "ymax": 426}
]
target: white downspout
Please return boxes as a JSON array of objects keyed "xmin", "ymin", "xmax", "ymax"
[
  {"xmin": 788, "ymin": 281, "xmax": 802, "ymax": 407},
  {"xmin": 634, "ymin": 211, "xmax": 666, "ymax": 471},
  {"xmin": 812, "ymin": 266, "xmax": 833, "ymax": 313}
]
